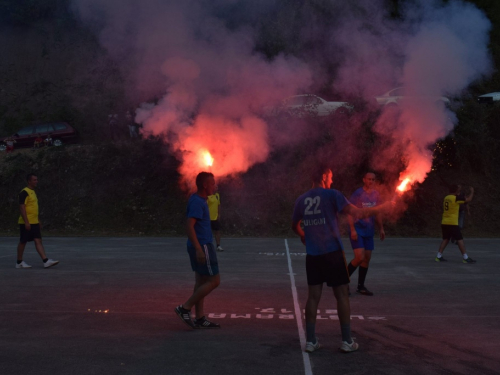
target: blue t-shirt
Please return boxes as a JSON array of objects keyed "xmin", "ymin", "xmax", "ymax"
[
  {"xmin": 292, "ymin": 188, "xmax": 349, "ymax": 256},
  {"xmin": 186, "ymin": 194, "xmax": 213, "ymax": 247},
  {"xmin": 349, "ymin": 188, "xmax": 380, "ymax": 237}
]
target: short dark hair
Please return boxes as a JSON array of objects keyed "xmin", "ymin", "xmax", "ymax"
[
  {"xmin": 311, "ymin": 165, "xmax": 331, "ymax": 184},
  {"xmin": 196, "ymin": 172, "xmax": 214, "ymax": 190},
  {"xmin": 26, "ymin": 173, "xmax": 37, "ymax": 182},
  {"xmin": 363, "ymin": 171, "xmax": 376, "ymax": 178},
  {"xmin": 449, "ymin": 184, "xmax": 459, "ymax": 193}
]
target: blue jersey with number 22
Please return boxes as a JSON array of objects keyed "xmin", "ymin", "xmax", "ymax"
[{"xmin": 292, "ymin": 188, "xmax": 349, "ymax": 256}]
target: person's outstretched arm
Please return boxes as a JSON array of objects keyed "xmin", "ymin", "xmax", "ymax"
[{"xmin": 465, "ymin": 187, "xmax": 474, "ymax": 202}]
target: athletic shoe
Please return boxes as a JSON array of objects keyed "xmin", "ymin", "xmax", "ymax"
[
  {"xmin": 194, "ymin": 316, "xmax": 221, "ymax": 329},
  {"xmin": 16, "ymin": 261, "xmax": 32, "ymax": 269},
  {"xmin": 217, "ymin": 246, "xmax": 224, "ymax": 252},
  {"xmin": 44, "ymin": 259, "xmax": 59, "ymax": 268},
  {"xmin": 463, "ymin": 257, "xmax": 476, "ymax": 264},
  {"xmin": 435, "ymin": 256, "xmax": 447, "ymax": 262},
  {"xmin": 356, "ymin": 286, "xmax": 374, "ymax": 296},
  {"xmin": 340, "ymin": 340, "xmax": 359, "ymax": 353},
  {"xmin": 305, "ymin": 338, "xmax": 320, "ymax": 353},
  {"xmin": 175, "ymin": 305, "xmax": 196, "ymax": 328}
]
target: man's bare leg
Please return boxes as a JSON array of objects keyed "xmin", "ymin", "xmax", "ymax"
[
  {"xmin": 183, "ymin": 273, "xmax": 220, "ymax": 315},
  {"xmin": 360, "ymin": 250, "xmax": 371, "ymax": 268},
  {"xmin": 457, "ymin": 240, "xmax": 466, "ymax": 255},
  {"xmin": 350, "ymin": 248, "xmax": 365, "ymax": 268},
  {"xmin": 33, "ymin": 238, "xmax": 48, "ymax": 260},
  {"xmin": 333, "ymin": 284, "xmax": 355, "ymax": 344},
  {"xmin": 333, "ymin": 285, "xmax": 350, "ymax": 324},
  {"xmin": 305, "ymin": 284, "xmax": 323, "ymax": 344},
  {"xmin": 437, "ymin": 239, "xmax": 450, "ymax": 255},
  {"xmin": 215, "ymin": 230, "xmax": 221, "ymax": 247},
  {"xmin": 17, "ymin": 242, "xmax": 27, "ymax": 261}
]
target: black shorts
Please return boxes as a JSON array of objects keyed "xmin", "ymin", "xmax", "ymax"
[
  {"xmin": 211, "ymin": 220, "xmax": 221, "ymax": 231},
  {"xmin": 19, "ymin": 224, "xmax": 42, "ymax": 243},
  {"xmin": 306, "ymin": 251, "xmax": 350, "ymax": 287},
  {"xmin": 442, "ymin": 225, "xmax": 463, "ymax": 241}
]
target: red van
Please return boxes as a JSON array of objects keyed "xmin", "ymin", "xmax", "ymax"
[{"xmin": 0, "ymin": 122, "xmax": 78, "ymax": 150}]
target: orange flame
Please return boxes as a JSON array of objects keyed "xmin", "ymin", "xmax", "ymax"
[
  {"xmin": 397, "ymin": 178, "xmax": 411, "ymax": 193},
  {"xmin": 201, "ymin": 150, "xmax": 214, "ymax": 167}
]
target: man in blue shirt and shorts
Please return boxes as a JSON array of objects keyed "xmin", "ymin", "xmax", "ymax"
[
  {"xmin": 292, "ymin": 166, "xmax": 390, "ymax": 354},
  {"xmin": 175, "ymin": 172, "xmax": 221, "ymax": 329},
  {"xmin": 346, "ymin": 172, "xmax": 385, "ymax": 296}
]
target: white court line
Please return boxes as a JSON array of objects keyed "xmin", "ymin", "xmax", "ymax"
[{"xmin": 285, "ymin": 239, "xmax": 313, "ymax": 375}]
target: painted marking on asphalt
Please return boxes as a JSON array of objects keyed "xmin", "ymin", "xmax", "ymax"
[
  {"xmin": 285, "ymin": 239, "xmax": 313, "ymax": 375},
  {"xmin": 259, "ymin": 252, "xmax": 306, "ymax": 256},
  {"xmin": 0, "ymin": 309, "xmax": 498, "ymax": 319}
]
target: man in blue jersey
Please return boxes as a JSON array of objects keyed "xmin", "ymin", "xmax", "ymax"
[
  {"xmin": 292, "ymin": 166, "xmax": 390, "ymax": 354},
  {"xmin": 346, "ymin": 172, "xmax": 385, "ymax": 296},
  {"xmin": 175, "ymin": 172, "xmax": 221, "ymax": 329}
]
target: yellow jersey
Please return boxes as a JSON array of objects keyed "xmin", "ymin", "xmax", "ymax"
[
  {"xmin": 18, "ymin": 187, "xmax": 39, "ymax": 224},
  {"xmin": 441, "ymin": 194, "xmax": 465, "ymax": 225},
  {"xmin": 207, "ymin": 193, "xmax": 220, "ymax": 221}
]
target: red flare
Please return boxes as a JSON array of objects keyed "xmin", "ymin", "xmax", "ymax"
[
  {"xmin": 202, "ymin": 150, "xmax": 214, "ymax": 167},
  {"xmin": 397, "ymin": 178, "xmax": 411, "ymax": 192}
]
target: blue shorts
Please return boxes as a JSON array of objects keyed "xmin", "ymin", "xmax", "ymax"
[
  {"xmin": 350, "ymin": 235, "xmax": 374, "ymax": 251},
  {"xmin": 187, "ymin": 243, "xmax": 219, "ymax": 276}
]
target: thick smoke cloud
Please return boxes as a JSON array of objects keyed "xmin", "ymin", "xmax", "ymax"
[
  {"xmin": 330, "ymin": 0, "xmax": 491, "ymax": 186},
  {"xmin": 71, "ymin": 0, "xmax": 492, "ymax": 191},
  {"xmin": 72, "ymin": 0, "xmax": 311, "ymax": 187}
]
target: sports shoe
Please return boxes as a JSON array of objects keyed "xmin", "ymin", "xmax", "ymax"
[
  {"xmin": 435, "ymin": 256, "xmax": 447, "ymax": 262},
  {"xmin": 217, "ymin": 246, "xmax": 224, "ymax": 252},
  {"xmin": 16, "ymin": 261, "xmax": 32, "ymax": 269},
  {"xmin": 44, "ymin": 259, "xmax": 59, "ymax": 268},
  {"xmin": 463, "ymin": 257, "xmax": 476, "ymax": 264},
  {"xmin": 175, "ymin": 305, "xmax": 196, "ymax": 328},
  {"xmin": 305, "ymin": 338, "xmax": 320, "ymax": 353},
  {"xmin": 340, "ymin": 340, "xmax": 359, "ymax": 353},
  {"xmin": 356, "ymin": 286, "xmax": 373, "ymax": 296},
  {"xmin": 194, "ymin": 316, "xmax": 221, "ymax": 329}
]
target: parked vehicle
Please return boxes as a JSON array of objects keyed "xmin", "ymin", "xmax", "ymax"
[
  {"xmin": 477, "ymin": 92, "xmax": 500, "ymax": 104},
  {"xmin": 265, "ymin": 94, "xmax": 353, "ymax": 117},
  {"xmin": 0, "ymin": 122, "xmax": 78, "ymax": 151},
  {"xmin": 375, "ymin": 87, "xmax": 450, "ymax": 107}
]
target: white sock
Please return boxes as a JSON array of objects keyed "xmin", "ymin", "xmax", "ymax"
[
  {"xmin": 437, "ymin": 253, "xmax": 442, "ymax": 258},
  {"xmin": 463, "ymin": 254, "xmax": 468, "ymax": 260}
]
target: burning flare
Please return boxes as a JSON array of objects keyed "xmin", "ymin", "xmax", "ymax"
[
  {"xmin": 202, "ymin": 150, "xmax": 214, "ymax": 167},
  {"xmin": 397, "ymin": 178, "xmax": 411, "ymax": 193}
]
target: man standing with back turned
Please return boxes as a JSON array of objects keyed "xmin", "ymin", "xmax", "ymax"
[
  {"xmin": 292, "ymin": 166, "xmax": 391, "ymax": 353},
  {"xmin": 175, "ymin": 172, "xmax": 221, "ymax": 329},
  {"xmin": 436, "ymin": 184, "xmax": 475, "ymax": 263},
  {"xmin": 16, "ymin": 174, "xmax": 59, "ymax": 269}
]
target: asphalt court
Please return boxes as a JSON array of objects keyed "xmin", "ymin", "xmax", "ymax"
[{"xmin": 1, "ymin": 236, "xmax": 499, "ymax": 375}]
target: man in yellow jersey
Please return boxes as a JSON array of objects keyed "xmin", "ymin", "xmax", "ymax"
[
  {"xmin": 16, "ymin": 174, "xmax": 59, "ymax": 269},
  {"xmin": 207, "ymin": 190, "xmax": 223, "ymax": 251},
  {"xmin": 436, "ymin": 184, "xmax": 475, "ymax": 263}
]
